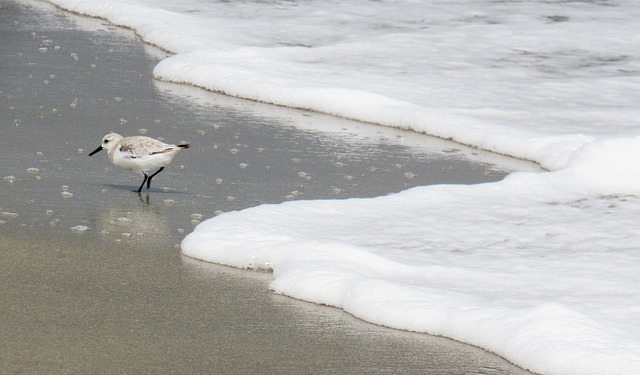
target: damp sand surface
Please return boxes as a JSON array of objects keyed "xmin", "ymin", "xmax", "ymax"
[{"xmin": 0, "ymin": 1, "xmax": 538, "ymax": 374}]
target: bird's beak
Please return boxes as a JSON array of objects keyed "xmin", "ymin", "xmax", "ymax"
[{"xmin": 89, "ymin": 146, "xmax": 103, "ymax": 156}]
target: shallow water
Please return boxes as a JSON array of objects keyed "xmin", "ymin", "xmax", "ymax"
[
  {"xmin": 0, "ymin": 1, "xmax": 539, "ymax": 236},
  {"xmin": 0, "ymin": 1, "xmax": 536, "ymax": 373}
]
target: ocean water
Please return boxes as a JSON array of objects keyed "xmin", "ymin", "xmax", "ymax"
[{"xmin": 36, "ymin": 0, "xmax": 640, "ymax": 374}]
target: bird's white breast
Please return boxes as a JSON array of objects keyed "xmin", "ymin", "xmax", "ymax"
[{"xmin": 109, "ymin": 146, "xmax": 177, "ymax": 173}]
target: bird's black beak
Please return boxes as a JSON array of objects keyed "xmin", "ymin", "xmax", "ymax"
[{"xmin": 89, "ymin": 146, "xmax": 103, "ymax": 156}]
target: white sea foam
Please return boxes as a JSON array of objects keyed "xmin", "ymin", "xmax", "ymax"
[{"xmin": 38, "ymin": 0, "xmax": 640, "ymax": 373}]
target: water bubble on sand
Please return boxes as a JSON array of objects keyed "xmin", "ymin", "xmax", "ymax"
[
  {"xmin": 77, "ymin": 149, "xmax": 83, "ymax": 154},
  {"xmin": 0, "ymin": 220, "xmax": 7, "ymax": 225},
  {"xmin": 162, "ymin": 198, "xmax": 176, "ymax": 206},
  {"xmin": 138, "ymin": 128, "xmax": 147, "ymax": 134},
  {"xmin": 344, "ymin": 175, "xmax": 354, "ymax": 181},
  {"xmin": 70, "ymin": 52, "xmax": 79, "ymax": 61},
  {"xmin": 46, "ymin": 210, "xmax": 54, "ymax": 216},
  {"xmin": 27, "ymin": 168, "xmax": 40, "ymax": 175},
  {"xmin": 61, "ymin": 191, "xmax": 74, "ymax": 198},
  {"xmin": 191, "ymin": 213, "xmax": 204, "ymax": 220},
  {"xmin": 229, "ymin": 148, "xmax": 239, "ymax": 154},
  {"xmin": 404, "ymin": 172, "xmax": 416, "ymax": 179},
  {"xmin": 36, "ymin": 152, "xmax": 44, "ymax": 157},
  {"xmin": 285, "ymin": 190, "xmax": 301, "ymax": 200},
  {"xmin": 2, "ymin": 212, "xmax": 19, "ymax": 218},
  {"xmin": 291, "ymin": 158, "xmax": 300, "ymax": 163},
  {"xmin": 54, "ymin": 46, "xmax": 61, "ymax": 51},
  {"xmin": 226, "ymin": 196, "xmax": 237, "ymax": 202},
  {"xmin": 368, "ymin": 166, "xmax": 378, "ymax": 172},
  {"xmin": 238, "ymin": 163, "xmax": 248, "ymax": 169},
  {"xmin": 71, "ymin": 225, "xmax": 90, "ymax": 232},
  {"xmin": 333, "ymin": 162, "xmax": 347, "ymax": 168},
  {"xmin": 213, "ymin": 210, "xmax": 224, "ymax": 216},
  {"xmin": 49, "ymin": 219, "xmax": 60, "ymax": 227},
  {"xmin": 191, "ymin": 219, "xmax": 201, "ymax": 226},
  {"xmin": 215, "ymin": 178, "xmax": 224, "ymax": 185},
  {"xmin": 113, "ymin": 96, "xmax": 123, "ymax": 102},
  {"xmin": 116, "ymin": 217, "xmax": 133, "ymax": 225},
  {"xmin": 61, "ymin": 185, "xmax": 69, "ymax": 191},
  {"xmin": 297, "ymin": 171, "xmax": 312, "ymax": 180},
  {"xmin": 118, "ymin": 118, "xmax": 128, "ymax": 124},
  {"xmin": 39, "ymin": 47, "xmax": 47, "ymax": 53},
  {"xmin": 332, "ymin": 188, "xmax": 343, "ymax": 194},
  {"xmin": 4, "ymin": 176, "xmax": 17, "ymax": 183},
  {"xmin": 121, "ymin": 233, "xmax": 133, "ymax": 238},
  {"xmin": 177, "ymin": 228, "xmax": 185, "ymax": 234},
  {"xmin": 70, "ymin": 98, "xmax": 78, "ymax": 108},
  {"xmin": 256, "ymin": 147, "xmax": 265, "ymax": 153},
  {"xmin": 196, "ymin": 129, "xmax": 206, "ymax": 135}
]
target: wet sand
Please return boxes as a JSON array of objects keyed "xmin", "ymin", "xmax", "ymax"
[{"xmin": 1, "ymin": 1, "xmax": 538, "ymax": 374}]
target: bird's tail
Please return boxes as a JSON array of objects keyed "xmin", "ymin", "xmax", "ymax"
[{"xmin": 151, "ymin": 143, "xmax": 191, "ymax": 155}]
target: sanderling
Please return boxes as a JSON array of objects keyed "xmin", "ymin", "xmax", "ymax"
[{"xmin": 89, "ymin": 133, "xmax": 190, "ymax": 192}]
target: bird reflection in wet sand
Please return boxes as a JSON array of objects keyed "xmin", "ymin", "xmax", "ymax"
[{"xmin": 98, "ymin": 197, "xmax": 173, "ymax": 243}]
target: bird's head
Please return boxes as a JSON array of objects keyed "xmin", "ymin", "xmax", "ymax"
[{"xmin": 89, "ymin": 133, "xmax": 123, "ymax": 156}]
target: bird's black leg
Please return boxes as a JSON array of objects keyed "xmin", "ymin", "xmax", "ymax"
[
  {"xmin": 136, "ymin": 173, "xmax": 149, "ymax": 193},
  {"xmin": 146, "ymin": 167, "xmax": 164, "ymax": 190}
]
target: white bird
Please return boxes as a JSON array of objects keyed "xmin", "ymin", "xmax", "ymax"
[{"xmin": 89, "ymin": 133, "xmax": 190, "ymax": 192}]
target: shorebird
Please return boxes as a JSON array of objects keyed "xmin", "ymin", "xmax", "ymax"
[{"xmin": 89, "ymin": 133, "xmax": 190, "ymax": 192}]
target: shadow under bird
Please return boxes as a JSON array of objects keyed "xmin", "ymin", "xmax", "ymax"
[{"xmin": 89, "ymin": 133, "xmax": 190, "ymax": 192}]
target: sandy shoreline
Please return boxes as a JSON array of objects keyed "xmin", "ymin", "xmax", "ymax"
[{"xmin": 1, "ymin": 1, "xmax": 537, "ymax": 373}]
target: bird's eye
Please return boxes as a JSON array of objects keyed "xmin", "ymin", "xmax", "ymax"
[{"xmin": 104, "ymin": 140, "xmax": 109, "ymax": 144}]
